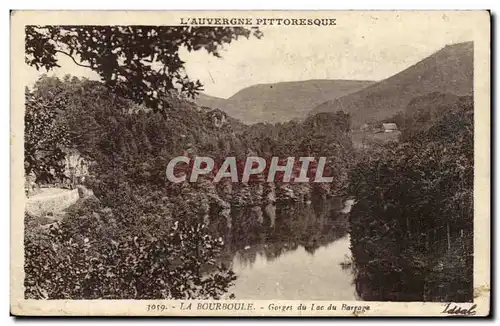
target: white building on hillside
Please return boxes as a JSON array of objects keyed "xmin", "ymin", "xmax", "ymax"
[{"xmin": 382, "ymin": 123, "xmax": 398, "ymax": 133}]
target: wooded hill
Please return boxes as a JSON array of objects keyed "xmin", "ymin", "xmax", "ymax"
[{"xmin": 310, "ymin": 42, "xmax": 473, "ymax": 128}]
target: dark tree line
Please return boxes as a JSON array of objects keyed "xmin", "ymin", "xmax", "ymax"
[
  {"xmin": 24, "ymin": 73, "xmax": 355, "ymax": 299},
  {"xmin": 24, "ymin": 25, "xmax": 262, "ymax": 300},
  {"xmin": 348, "ymin": 94, "xmax": 474, "ymax": 302}
]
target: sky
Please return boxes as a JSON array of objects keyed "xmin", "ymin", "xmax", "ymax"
[{"xmin": 24, "ymin": 12, "xmax": 475, "ymax": 99}]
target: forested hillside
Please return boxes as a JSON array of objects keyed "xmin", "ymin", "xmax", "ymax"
[
  {"xmin": 24, "ymin": 74, "xmax": 355, "ymax": 299},
  {"xmin": 24, "ymin": 74, "xmax": 475, "ymax": 302},
  {"xmin": 348, "ymin": 95, "xmax": 473, "ymax": 302},
  {"xmin": 22, "ymin": 25, "xmax": 477, "ymax": 303},
  {"xmin": 311, "ymin": 42, "xmax": 473, "ymax": 127}
]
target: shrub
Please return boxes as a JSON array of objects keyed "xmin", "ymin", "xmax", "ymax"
[{"xmin": 25, "ymin": 204, "xmax": 236, "ymax": 300}]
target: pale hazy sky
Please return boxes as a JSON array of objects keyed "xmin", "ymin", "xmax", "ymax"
[{"xmin": 24, "ymin": 12, "xmax": 475, "ymax": 99}]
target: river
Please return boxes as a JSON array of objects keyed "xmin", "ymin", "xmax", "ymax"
[{"xmin": 211, "ymin": 197, "xmax": 358, "ymax": 300}]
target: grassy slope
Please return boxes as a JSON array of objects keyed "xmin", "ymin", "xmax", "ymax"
[{"xmin": 196, "ymin": 79, "xmax": 374, "ymax": 124}]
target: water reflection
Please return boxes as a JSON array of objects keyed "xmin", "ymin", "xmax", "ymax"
[{"xmin": 210, "ymin": 197, "xmax": 357, "ymax": 300}]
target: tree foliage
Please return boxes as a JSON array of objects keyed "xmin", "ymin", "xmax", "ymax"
[
  {"xmin": 25, "ymin": 25, "xmax": 263, "ymax": 109},
  {"xmin": 348, "ymin": 95, "xmax": 474, "ymax": 302},
  {"xmin": 23, "ymin": 73, "xmax": 352, "ymax": 299},
  {"xmin": 25, "ymin": 209, "xmax": 235, "ymax": 300},
  {"xmin": 23, "ymin": 23, "xmax": 261, "ymax": 300},
  {"xmin": 24, "ymin": 82, "xmax": 69, "ymax": 183},
  {"xmin": 25, "ymin": 75, "xmax": 354, "ymax": 206}
]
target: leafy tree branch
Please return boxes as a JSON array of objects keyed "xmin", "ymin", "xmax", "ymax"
[{"xmin": 25, "ymin": 25, "xmax": 263, "ymax": 110}]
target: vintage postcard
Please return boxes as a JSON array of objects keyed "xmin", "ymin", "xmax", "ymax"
[{"xmin": 10, "ymin": 10, "xmax": 490, "ymax": 317}]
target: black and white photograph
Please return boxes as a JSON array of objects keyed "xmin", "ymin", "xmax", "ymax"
[{"xmin": 10, "ymin": 10, "xmax": 490, "ymax": 317}]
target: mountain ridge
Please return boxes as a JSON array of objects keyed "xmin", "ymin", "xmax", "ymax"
[
  {"xmin": 310, "ymin": 41, "xmax": 474, "ymax": 127},
  {"xmin": 195, "ymin": 79, "xmax": 375, "ymax": 124}
]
